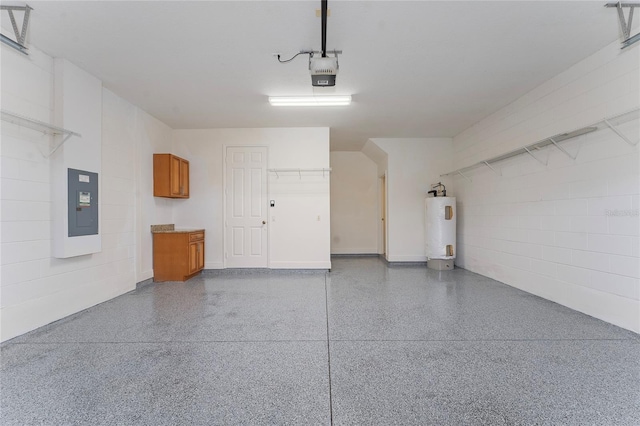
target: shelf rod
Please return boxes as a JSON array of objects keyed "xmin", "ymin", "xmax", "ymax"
[
  {"xmin": 1, "ymin": 110, "xmax": 82, "ymax": 158},
  {"xmin": 441, "ymin": 108, "xmax": 639, "ymax": 179},
  {"xmin": 604, "ymin": 119, "xmax": 637, "ymax": 146},
  {"xmin": 1, "ymin": 110, "xmax": 81, "ymax": 137},
  {"xmin": 604, "ymin": 2, "xmax": 640, "ymax": 6},
  {"xmin": 268, "ymin": 168, "xmax": 332, "ymax": 172}
]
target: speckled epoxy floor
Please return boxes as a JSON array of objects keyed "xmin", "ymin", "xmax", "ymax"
[{"xmin": 2, "ymin": 257, "xmax": 639, "ymax": 425}]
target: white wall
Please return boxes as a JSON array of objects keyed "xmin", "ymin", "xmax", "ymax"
[
  {"xmin": 0, "ymin": 42, "xmax": 173, "ymax": 341},
  {"xmin": 362, "ymin": 139, "xmax": 388, "ymax": 176},
  {"xmin": 452, "ymin": 39, "xmax": 640, "ymax": 333},
  {"xmin": 51, "ymin": 58, "xmax": 102, "ymax": 258},
  {"xmin": 362, "ymin": 140, "xmax": 389, "ymax": 255},
  {"xmin": 103, "ymin": 90, "xmax": 173, "ymax": 283},
  {"xmin": 1, "ymin": 44, "xmax": 56, "ymax": 341},
  {"xmin": 171, "ymin": 128, "xmax": 331, "ymax": 269},
  {"xmin": 368, "ymin": 138, "xmax": 454, "ymax": 262},
  {"xmin": 330, "ymin": 151, "xmax": 378, "ymax": 254}
]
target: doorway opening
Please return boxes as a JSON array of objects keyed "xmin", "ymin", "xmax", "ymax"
[
  {"xmin": 379, "ymin": 173, "xmax": 387, "ymax": 257},
  {"xmin": 224, "ymin": 146, "xmax": 268, "ymax": 268}
]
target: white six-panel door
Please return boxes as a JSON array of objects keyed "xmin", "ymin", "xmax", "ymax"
[{"xmin": 225, "ymin": 146, "xmax": 268, "ymax": 268}]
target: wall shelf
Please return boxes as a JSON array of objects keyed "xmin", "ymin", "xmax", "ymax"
[
  {"xmin": 441, "ymin": 108, "xmax": 639, "ymax": 181},
  {"xmin": 268, "ymin": 168, "xmax": 332, "ymax": 178},
  {"xmin": 1, "ymin": 110, "xmax": 82, "ymax": 157}
]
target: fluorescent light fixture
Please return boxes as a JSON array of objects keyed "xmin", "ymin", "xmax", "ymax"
[{"xmin": 269, "ymin": 95, "xmax": 351, "ymax": 107}]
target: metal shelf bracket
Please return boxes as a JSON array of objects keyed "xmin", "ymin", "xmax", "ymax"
[
  {"xmin": 604, "ymin": 118, "xmax": 637, "ymax": 146},
  {"xmin": 524, "ymin": 146, "xmax": 548, "ymax": 167},
  {"xmin": 549, "ymin": 137, "xmax": 578, "ymax": 160},
  {"xmin": 605, "ymin": 2, "xmax": 640, "ymax": 49},
  {"xmin": 483, "ymin": 161, "xmax": 502, "ymax": 176},
  {"xmin": 1, "ymin": 110, "xmax": 82, "ymax": 158},
  {"xmin": 0, "ymin": 4, "xmax": 32, "ymax": 55},
  {"xmin": 457, "ymin": 170, "xmax": 471, "ymax": 182}
]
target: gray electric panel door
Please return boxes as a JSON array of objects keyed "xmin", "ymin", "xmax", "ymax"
[{"xmin": 68, "ymin": 168, "xmax": 99, "ymax": 237}]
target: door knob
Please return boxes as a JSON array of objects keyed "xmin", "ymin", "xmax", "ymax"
[{"xmin": 262, "ymin": 220, "xmax": 266, "ymax": 225}]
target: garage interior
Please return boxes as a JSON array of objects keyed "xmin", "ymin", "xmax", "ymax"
[{"xmin": 1, "ymin": 1, "xmax": 639, "ymax": 424}]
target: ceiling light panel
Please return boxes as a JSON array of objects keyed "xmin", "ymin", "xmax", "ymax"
[{"xmin": 269, "ymin": 95, "xmax": 351, "ymax": 107}]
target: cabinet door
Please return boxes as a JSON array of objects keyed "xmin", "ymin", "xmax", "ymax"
[
  {"xmin": 180, "ymin": 159, "xmax": 190, "ymax": 197},
  {"xmin": 197, "ymin": 241, "xmax": 205, "ymax": 270},
  {"xmin": 188, "ymin": 240, "xmax": 204, "ymax": 274},
  {"xmin": 189, "ymin": 242, "xmax": 199, "ymax": 274},
  {"xmin": 170, "ymin": 156, "xmax": 181, "ymax": 196}
]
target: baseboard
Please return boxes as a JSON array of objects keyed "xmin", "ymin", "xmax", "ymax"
[
  {"xmin": 205, "ymin": 262, "xmax": 225, "ymax": 270},
  {"xmin": 202, "ymin": 260, "xmax": 332, "ymax": 270},
  {"xmin": 1, "ymin": 275, "xmax": 134, "ymax": 343},
  {"xmin": 330, "ymin": 248, "xmax": 378, "ymax": 255},
  {"xmin": 204, "ymin": 268, "xmax": 327, "ymax": 275},
  {"xmin": 136, "ymin": 277, "xmax": 154, "ymax": 290},
  {"xmin": 136, "ymin": 270, "xmax": 153, "ymax": 283},
  {"xmin": 464, "ymin": 262, "xmax": 640, "ymax": 334},
  {"xmin": 268, "ymin": 261, "xmax": 331, "ymax": 269},
  {"xmin": 331, "ymin": 253, "xmax": 379, "ymax": 258},
  {"xmin": 385, "ymin": 255, "xmax": 428, "ymax": 262}
]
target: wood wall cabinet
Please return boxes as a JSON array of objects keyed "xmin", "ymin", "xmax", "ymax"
[
  {"xmin": 153, "ymin": 230, "xmax": 205, "ymax": 281},
  {"xmin": 153, "ymin": 153, "xmax": 190, "ymax": 198}
]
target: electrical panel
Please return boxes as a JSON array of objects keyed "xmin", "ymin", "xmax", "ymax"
[{"xmin": 67, "ymin": 168, "xmax": 98, "ymax": 237}]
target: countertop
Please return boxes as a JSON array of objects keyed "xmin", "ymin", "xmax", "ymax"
[{"xmin": 150, "ymin": 224, "xmax": 204, "ymax": 234}]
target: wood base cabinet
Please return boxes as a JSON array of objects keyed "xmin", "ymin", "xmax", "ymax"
[{"xmin": 153, "ymin": 230, "xmax": 205, "ymax": 281}]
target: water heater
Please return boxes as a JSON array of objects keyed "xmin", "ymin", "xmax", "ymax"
[{"xmin": 425, "ymin": 196, "xmax": 456, "ymax": 270}]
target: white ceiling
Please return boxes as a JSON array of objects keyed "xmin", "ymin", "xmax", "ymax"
[{"xmin": 15, "ymin": 1, "xmax": 626, "ymax": 150}]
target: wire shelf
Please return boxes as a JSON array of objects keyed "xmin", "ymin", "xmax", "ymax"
[
  {"xmin": 442, "ymin": 108, "xmax": 639, "ymax": 180},
  {"xmin": 1, "ymin": 110, "xmax": 81, "ymax": 157}
]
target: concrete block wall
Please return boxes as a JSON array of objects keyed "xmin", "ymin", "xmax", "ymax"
[
  {"xmin": 452, "ymin": 39, "xmax": 640, "ymax": 333},
  {"xmin": 0, "ymin": 43, "xmax": 173, "ymax": 341}
]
